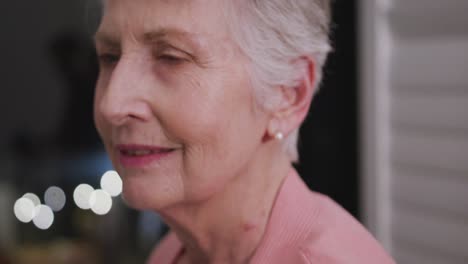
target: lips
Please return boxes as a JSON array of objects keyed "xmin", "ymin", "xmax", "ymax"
[
  {"xmin": 116, "ymin": 144, "xmax": 176, "ymax": 167},
  {"xmin": 120, "ymin": 148, "xmax": 172, "ymax": 157}
]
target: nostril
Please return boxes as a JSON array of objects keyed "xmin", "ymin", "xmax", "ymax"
[
  {"xmin": 97, "ymin": 94, "xmax": 152, "ymax": 126},
  {"xmin": 105, "ymin": 108, "xmax": 130, "ymax": 126}
]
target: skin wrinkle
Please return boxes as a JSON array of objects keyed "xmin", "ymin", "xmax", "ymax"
[{"xmin": 94, "ymin": 0, "xmax": 318, "ymax": 263}]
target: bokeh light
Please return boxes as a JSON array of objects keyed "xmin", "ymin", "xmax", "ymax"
[
  {"xmin": 15, "ymin": 171, "xmax": 121, "ymax": 228},
  {"xmin": 100, "ymin": 170, "xmax": 122, "ymax": 197},
  {"xmin": 44, "ymin": 186, "xmax": 66, "ymax": 212},
  {"xmin": 14, "ymin": 198, "xmax": 36, "ymax": 223},
  {"xmin": 32, "ymin": 204, "xmax": 54, "ymax": 230},
  {"xmin": 89, "ymin": 189, "xmax": 112, "ymax": 215},
  {"xmin": 73, "ymin": 183, "xmax": 94, "ymax": 210},
  {"xmin": 22, "ymin": 193, "xmax": 41, "ymax": 207}
]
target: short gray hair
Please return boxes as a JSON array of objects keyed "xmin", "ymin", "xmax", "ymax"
[
  {"xmin": 94, "ymin": 0, "xmax": 332, "ymax": 163},
  {"xmin": 224, "ymin": 0, "xmax": 332, "ymax": 163}
]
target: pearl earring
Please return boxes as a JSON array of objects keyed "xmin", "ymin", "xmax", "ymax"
[{"xmin": 274, "ymin": 132, "xmax": 284, "ymax": 140}]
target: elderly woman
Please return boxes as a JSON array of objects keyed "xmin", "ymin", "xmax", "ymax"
[{"xmin": 93, "ymin": 0, "xmax": 395, "ymax": 263}]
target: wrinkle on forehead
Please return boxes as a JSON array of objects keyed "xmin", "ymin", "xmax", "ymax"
[
  {"xmin": 97, "ymin": 0, "xmax": 238, "ymax": 61},
  {"xmin": 100, "ymin": 0, "xmax": 230, "ymax": 38}
]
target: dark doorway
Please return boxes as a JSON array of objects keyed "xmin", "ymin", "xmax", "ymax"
[{"xmin": 295, "ymin": 0, "xmax": 359, "ymax": 219}]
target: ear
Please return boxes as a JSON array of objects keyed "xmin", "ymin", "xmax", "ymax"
[{"xmin": 267, "ymin": 56, "xmax": 316, "ymax": 139}]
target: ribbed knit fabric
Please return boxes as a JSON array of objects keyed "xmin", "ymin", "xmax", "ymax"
[{"xmin": 147, "ymin": 168, "xmax": 396, "ymax": 264}]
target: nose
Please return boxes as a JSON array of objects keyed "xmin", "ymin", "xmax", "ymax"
[{"xmin": 96, "ymin": 57, "xmax": 152, "ymax": 126}]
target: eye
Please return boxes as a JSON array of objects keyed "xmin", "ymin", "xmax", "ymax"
[
  {"xmin": 157, "ymin": 54, "xmax": 186, "ymax": 65},
  {"xmin": 97, "ymin": 53, "xmax": 120, "ymax": 66}
]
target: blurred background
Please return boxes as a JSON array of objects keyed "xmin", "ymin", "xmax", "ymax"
[{"xmin": 0, "ymin": 0, "xmax": 467, "ymax": 263}]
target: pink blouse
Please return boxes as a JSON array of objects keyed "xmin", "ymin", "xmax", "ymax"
[{"xmin": 147, "ymin": 168, "xmax": 396, "ymax": 263}]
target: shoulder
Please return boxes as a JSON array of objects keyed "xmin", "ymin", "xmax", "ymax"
[
  {"xmin": 292, "ymin": 190, "xmax": 396, "ymax": 264},
  {"xmin": 252, "ymin": 168, "xmax": 396, "ymax": 263},
  {"xmin": 297, "ymin": 194, "xmax": 396, "ymax": 264}
]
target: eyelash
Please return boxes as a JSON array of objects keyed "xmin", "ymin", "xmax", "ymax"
[
  {"xmin": 96, "ymin": 52, "xmax": 187, "ymax": 68},
  {"xmin": 156, "ymin": 54, "xmax": 186, "ymax": 65},
  {"xmin": 97, "ymin": 53, "xmax": 120, "ymax": 66}
]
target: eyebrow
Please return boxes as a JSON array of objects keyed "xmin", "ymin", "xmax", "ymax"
[
  {"xmin": 94, "ymin": 27, "xmax": 203, "ymax": 50},
  {"xmin": 143, "ymin": 28, "xmax": 198, "ymax": 44},
  {"xmin": 93, "ymin": 31, "xmax": 121, "ymax": 51}
]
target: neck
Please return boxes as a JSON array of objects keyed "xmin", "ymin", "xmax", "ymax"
[{"xmin": 159, "ymin": 145, "xmax": 291, "ymax": 263}]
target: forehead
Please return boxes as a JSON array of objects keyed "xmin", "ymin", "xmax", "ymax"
[{"xmin": 98, "ymin": 0, "xmax": 230, "ymax": 43}]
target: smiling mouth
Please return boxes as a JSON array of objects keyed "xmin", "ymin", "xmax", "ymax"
[
  {"xmin": 120, "ymin": 149, "xmax": 174, "ymax": 157},
  {"xmin": 116, "ymin": 144, "xmax": 177, "ymax": 167}
]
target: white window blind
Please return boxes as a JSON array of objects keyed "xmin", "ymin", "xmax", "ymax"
[{"xmin": 360, "ymin": 0, "xmax": 468, "ymax": 263}]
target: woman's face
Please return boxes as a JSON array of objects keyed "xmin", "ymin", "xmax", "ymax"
[{"xmin": 94, "ymin": 0, "xmax": 269, "ymax": 210}]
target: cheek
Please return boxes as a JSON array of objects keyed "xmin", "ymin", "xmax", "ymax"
[
  {"xmin": 174, "ymin": 73, "xmax": 257, "ymax": 173},
  {"xmin": 93, "ymin": 86, "xmax": 107, "ymax": 138},
  {"xmin": 157, "ymin": 70, "xmax": 229, "ymax": 142},
  {"xmin": 153, "ymin": 72, "xmax": 238, "ymax": 186},
  {"xmin": 93, "ymin": 82, "xmax": 115, "ymax": 154}
]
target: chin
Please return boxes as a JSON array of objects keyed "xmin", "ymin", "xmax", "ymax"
[
  {"xmin": 120, "ymin": 176, "xmax": 181, "ymax": 211},
  {"xmin": 120, "ymin": 188, "xmax": 148, "ymax": 210}
]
